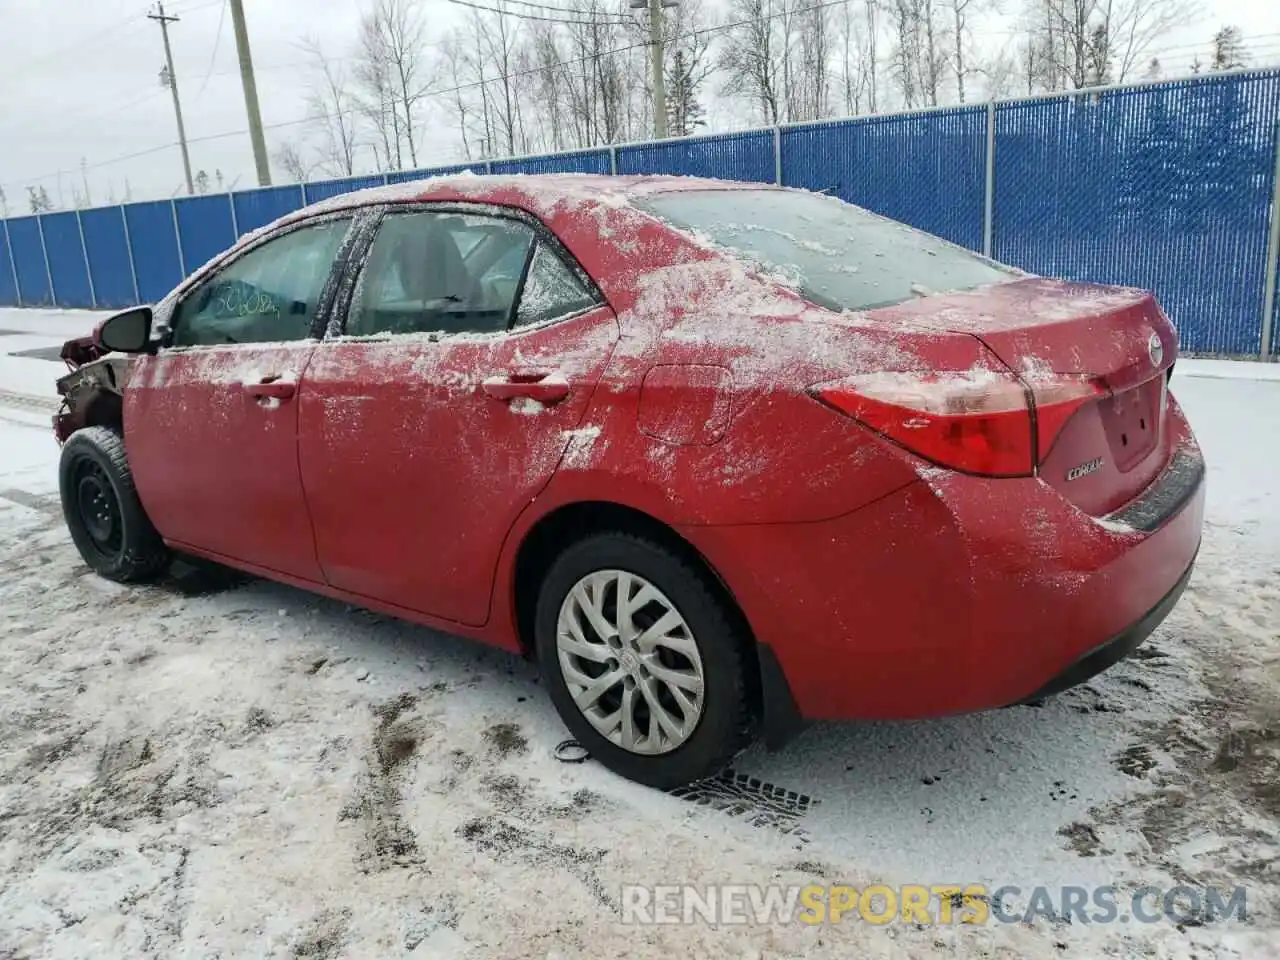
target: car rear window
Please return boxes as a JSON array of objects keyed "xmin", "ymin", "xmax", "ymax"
[{"xmin": 635, "ymin": 189, "xmax": 1013, "ymax": 311}]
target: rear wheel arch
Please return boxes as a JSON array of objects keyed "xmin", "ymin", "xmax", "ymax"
[{"xmin": 511, "ymin": 500, "xmax": 764, "ymax": 720}]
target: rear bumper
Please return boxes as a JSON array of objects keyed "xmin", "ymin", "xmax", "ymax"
[
  {"xmin": 1013, "ymin": 547, "xmax": 1196, "ymax": 704},
  {"xmin": 682, "ymin": 410, "xmax": 1205, "ymax": 726}
]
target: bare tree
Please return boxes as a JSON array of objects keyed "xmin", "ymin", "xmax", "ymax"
[
  {"xmin": 836, "ymin": 0, "xmax": 879, "ymax": 114},
  {"xmin": 1018, "ymin": 0, "xmax": 1193, "ymax": 91},
  {"xmin": 942, "ymin": 0, "xmax": 979, "ymax": 102},
  {"xmin": 363, "ymin": 0, "xmax": 433, "ymax": 168},
  {"xmin": 720, "ymin": 0, "xmax": 785, "ymax": 124},
  {"xmin": 795, "ymin": 0, "xmax": 833, "ymax": 118},
  {"xmin": 1106, "ymin": 0, "xmax": 1195, "ymax": 83},
  {"xmin": 302, "ymin": 37, "xmax": 361, "ymax": 177},
  {"xmin": 354, "ymin": 12, "xmax": 402, "ymax": 169},
  {"xmin": 272, "ymin": 142, "xmax": 312, "ymax": 183}
]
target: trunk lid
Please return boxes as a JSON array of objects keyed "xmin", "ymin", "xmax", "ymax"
[{"xmin": 866, "ymin": 277, "xmax": 1178, "ymax": 516}]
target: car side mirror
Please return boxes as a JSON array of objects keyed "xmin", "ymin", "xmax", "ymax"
[{"xmin": 95, "ymin": 307, "xmax": 156, "ymax": 354}]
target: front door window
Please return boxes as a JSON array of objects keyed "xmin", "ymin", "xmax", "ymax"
[{"xmin": 170, "ymin": 218, "xmax": 351, "ymax": 347}]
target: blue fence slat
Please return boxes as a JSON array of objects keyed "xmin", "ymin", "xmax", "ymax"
[
  {"xmin": 41, "ymin": 212, "xmax": 94, "ymax": 307},
  {"xmin": 232, "ymin": 185, "xmax": 305, "ymax": 236},
  {"xmin": 124, "ymin": 201, "xmax": 183, "ymax": 303},
  {"xmin": 81, "ymin": 207, "xmax": 137, "ymax": 309},
  {"xmin": 387, "ymin": 164, "xmax": 475, "ymax": 183},
  {"xmin": 175, "ymin": 195, "xmax": 236, "ymax": 277},
  {"xmin": 492, "ymin": 149, "xmax": 611, "ymax": 175},
  {"xmin": 302, "ymin": 175, "xmax": 386, "ymax": 204},
  {"xmin": 0, "ymin": 223, "xmax": 19, "ymax": 307},
  {"xmin": 995, "ymin": 72, "xmax": 1280, "ymax": 355},
  {"xmin": 782, "ymin": 107, "xmax": 987, "ymax": 251},
  {"xmin": 616, "ymin": 131, "xmax": 774, "ymax": 182},
  {"xmin": 7, "ymin": 217, "xmax": 51, "ymax": 306}
]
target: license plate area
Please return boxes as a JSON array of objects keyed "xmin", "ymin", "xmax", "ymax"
[{"xmin": 1099, "ymin": 377, "xmax": 1162, "ymax": 472}]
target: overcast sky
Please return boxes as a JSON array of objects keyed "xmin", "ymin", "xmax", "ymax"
[{"xmin": 1, "ymin": 0, "xmax": 1279, "ymax": 211}]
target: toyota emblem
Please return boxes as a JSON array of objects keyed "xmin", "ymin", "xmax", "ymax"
[{"xmin": 1148, "ymin": 333, "xmax": 1163, "ymax": 368}]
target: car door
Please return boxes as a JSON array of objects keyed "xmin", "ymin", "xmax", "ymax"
[
  {"xmin": 125, "ymin": 213, "xmax": 357, "ymax": 580},
  {"xmin": 298, "ymin": 204, "xmax": 619, "ymax": 625}
]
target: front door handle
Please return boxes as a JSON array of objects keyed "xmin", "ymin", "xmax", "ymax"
[
  {"xmin": 244, "ymin": 376, "xmax": 296, "ymax": 400},
  {"xmin": 482, "ymin": 372, "xmax": 569, "ymax": 406}
]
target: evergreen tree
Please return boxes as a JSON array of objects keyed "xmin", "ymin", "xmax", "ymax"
[
  {"xmin": 1211, "ymin": 26, "xmax": 1248, "ymax": 72},
  {"xmin": 666, "ymin": 50, "xmax": 707, "ymax": 138}
]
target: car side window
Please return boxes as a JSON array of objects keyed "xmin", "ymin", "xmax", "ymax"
[
  {"xmin": 515, "ymin": 243, "xmax": 598, "ymax": 327},
  {"xmin": 170, "ymin": 218, "xmax": 351, "ymax": 347},
  {"xmin": 348, "ymin": 211, "xmax": 535, "ymax": 337}
]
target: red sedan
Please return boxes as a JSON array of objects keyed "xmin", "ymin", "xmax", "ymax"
[{"xmin": 54, "ymin": 175, "xmax": 1205, "ymax": 788}]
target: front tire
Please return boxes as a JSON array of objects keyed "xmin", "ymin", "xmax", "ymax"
[
  {"xmin": 59, "ymin": 426, "xmax": 170, "ymax": 583},
  {"xmin": 534, "ymin": 532, "xmax": 753, "ymax": 789}
]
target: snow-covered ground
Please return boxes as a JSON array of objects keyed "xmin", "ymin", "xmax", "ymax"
[{"xmin": 0, "ymin": 309, "xmax": 1277, "ymax": 958}]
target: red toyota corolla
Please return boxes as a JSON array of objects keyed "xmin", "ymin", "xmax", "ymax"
[{"xmin": 53, "ymin": 175, "xmax": 1205, "ymax": 788}]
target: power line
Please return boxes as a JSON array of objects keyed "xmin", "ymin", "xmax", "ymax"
[
  {"xmin": 495, "ymin": 0, "xmax": 634, "ymax": 14},
  {"xmin": 193, "ymin": 0, "xmax": 230, "ymax": 102},
  {"xmin": 446, "ymin": 0, "xmax": 636, "ymax": 27}
]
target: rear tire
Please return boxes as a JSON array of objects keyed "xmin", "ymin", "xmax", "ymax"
[
  {"xmin": 59, "ymin": 426, "xmax": 170, "ymax": 583},
  {"xmin": 534, "ymin": 532, "xmax": 753, "ymax": 789}
]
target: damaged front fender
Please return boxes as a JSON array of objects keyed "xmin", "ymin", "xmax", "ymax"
[{"xmin": 54, "ymin": 343, "xmax": 133, "ymax": 444}]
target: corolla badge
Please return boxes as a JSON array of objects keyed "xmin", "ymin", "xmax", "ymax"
[
  {"xmin": 1066, "ymin": 457, "xmax": 1104, "ymax": 481},
  {"xmin": 1148, "ymin": 332, "xmax": 1164, "ymax": 367}
]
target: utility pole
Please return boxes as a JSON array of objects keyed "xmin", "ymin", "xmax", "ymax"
[
  {"xmin": 149, "ymin": 3, "xmax": 194, "ymax": 196},
  {"xmin": 647, "ymin": 0, "xmax": 668, "ymax": 139},
  {"xmin": 228, "ymin": 0, "xmax": 272, "ymax": 186}
]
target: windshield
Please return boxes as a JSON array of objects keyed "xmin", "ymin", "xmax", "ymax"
[{"xmin": 636, "ymin": 188, "xmax": 1013, "ymax": 311}]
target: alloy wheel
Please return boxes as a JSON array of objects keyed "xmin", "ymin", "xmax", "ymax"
[{"xmin": 555, "ymin": 569, "xmax": 706, "ymax": 755}]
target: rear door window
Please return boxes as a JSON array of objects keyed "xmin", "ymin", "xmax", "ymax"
[
  {"xmin": 515, "ymin": 243, "xmax": 598, "ymax": 327},
  {"xmin": 348, "ymin": 211, "xmax": 535, "ymax": 337}
]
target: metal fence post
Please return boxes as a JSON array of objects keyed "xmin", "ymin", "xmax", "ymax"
[
  {"xmin": 382, "ymin": 172, "xmax": 391, "ymax": 186},
  {"xmin": 1261, "ymin": 120, "xmax": 1280, "ymax": 359},
  {"xmin": 170, "ymin": 199, "xmax": 187, "ymax": 277},
  {"xmin": 121, "ymin": 206, "xmax": 141, "ymax": 305},
  {"xmin": 2, "ymin": 218, "xmax": 20, "ymax": 307},
  {"xmin": 983, "ymin": 101, "xmax": 996, "ymax": 259},
  {"xmin": 485, "ymin": 159, "xmax": 494, "ymax": 174},
  {"xmin": 609, "ymin": 144, "xmax": 618, "ymax": 176},
  {"xmin": 773, "ymin": 127, "xmax": 783, "ymax": 184},
  {"xmin": 228, "ymin": 192, "xmax": 240, "ymax": 239},
  {"xmin": 36, "ymin": 214, "xmax": 56, "ymax": 307},
  {"xmin": 76, "ymin": 210, "xmax": 97, "ymax": 308}
]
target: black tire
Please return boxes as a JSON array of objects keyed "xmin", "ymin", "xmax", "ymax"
[
  {"xmin": 534, "ymin": 532, "xmax": 754, "ymax": 789},
  {"xmin": 59, "ymin": 426, "xmax": 170, "ymax": 583}
]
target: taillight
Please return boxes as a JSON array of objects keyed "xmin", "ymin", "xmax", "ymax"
[
  {"xmin": 811, "ymin": 370, "xmax": 1104, "ymax": 477},
  {"xmin": 1026, "ymin": 375, "xmax": 1106, "ymax": 460}
]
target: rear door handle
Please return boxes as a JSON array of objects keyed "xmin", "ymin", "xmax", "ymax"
[
  {"xmin": 482, "ymin": 372, "xmax": 569, "ymax": 406},
  {"xmin": 244, "ymin": 376, "xmax": 296, "ymax": 400}
]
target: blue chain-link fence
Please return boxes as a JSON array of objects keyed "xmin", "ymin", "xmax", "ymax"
[{"xmin": 4, "ymin": 70, "xmax": 1279, "ymax": 356}]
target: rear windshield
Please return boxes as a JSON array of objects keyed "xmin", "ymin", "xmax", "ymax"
[{"xmin": 636, "ymin": 188, "xmax": 1013, "ymax": 311}]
